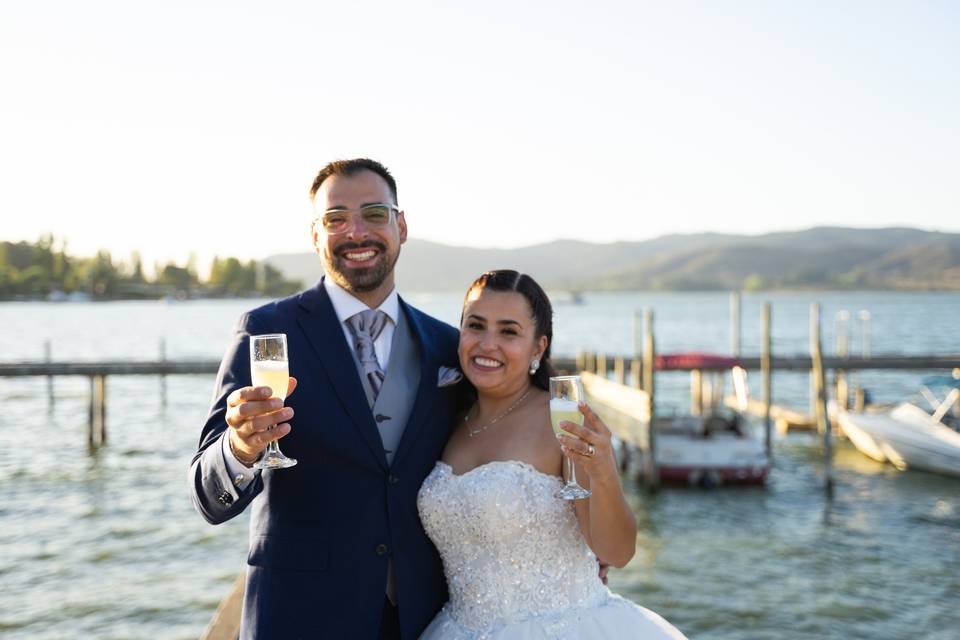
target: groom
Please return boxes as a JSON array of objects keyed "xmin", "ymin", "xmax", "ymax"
[{"xmin": 189, "ymin": 158, "xmax": 461, "ymax": 639}]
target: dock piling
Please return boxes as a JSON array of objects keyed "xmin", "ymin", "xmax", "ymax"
[
  {"xmin": 642, "ymin": 309, "xmax": 658, "ymax": 491},
  {"xmin": 44, "ymin": 339, "xmax": 54, "ymax": 410},
  {"xmin": 810, "ymin": 304, "xmax": 833, "ymax": 496},
  {"xmin": 691, "ymin": 369, "xmax": 703, "ymax": 415},
  {"xmin": 159, "ymin": 338, "xmax": 167, "ymax": 407},
  {"xmin": 761, "ymin": 303, "xmax": 773, "ymax": 462},
  {"xmin": 613, "ymin": 356, "xmax": 625, "ymax": 385},
  {"xmin": 632, "ymin": 310, "xmax": 643, "ymax": 389},
  {"xmin": 88, "ymin": 375, "xmax": 107, "ymax": 448}
]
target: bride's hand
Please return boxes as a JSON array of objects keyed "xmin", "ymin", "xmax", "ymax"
[{"xmin": 557, "ymin": 402, "xmax": 617, "ymax": 483}]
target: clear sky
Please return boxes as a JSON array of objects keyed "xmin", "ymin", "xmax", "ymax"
[{"xmin": 2, "ymin": 1, "xmax": 958, "ymax": 271}]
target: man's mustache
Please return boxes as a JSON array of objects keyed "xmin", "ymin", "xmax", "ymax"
[{"xmin": 334, "ymin": 241, "xmax": 387, "ymax": 256}]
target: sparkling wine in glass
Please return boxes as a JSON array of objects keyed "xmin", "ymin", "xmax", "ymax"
[
  {"xmin": 550, "ymin": 375, "xmax": 591, "ymax": 500},
  {"xmin": 250, "ymin": 333, "xmax": 297, "ymax": 470}
]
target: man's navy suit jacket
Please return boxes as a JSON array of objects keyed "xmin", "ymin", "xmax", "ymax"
[{"xmin": 190, "ymin": 279, "xmax": 461, "ymax": 639}]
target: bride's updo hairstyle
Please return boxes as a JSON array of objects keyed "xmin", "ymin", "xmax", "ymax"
[{"xmin": 461, "ymin": 270, "xmax": 556, "ymax": 391}]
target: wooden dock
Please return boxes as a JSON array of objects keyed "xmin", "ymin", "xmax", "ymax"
[{"xmin": 200, "ymin": 575, "xmax": 244, "ymax": 640}]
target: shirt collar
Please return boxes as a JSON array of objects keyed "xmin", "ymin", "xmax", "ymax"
[{"xmin": 323, "ymin": 276, "xmax": 399, "ymax": 326}]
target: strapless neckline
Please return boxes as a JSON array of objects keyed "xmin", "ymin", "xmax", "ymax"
[{"xmin": 434, "ymin": 459, "xmax": 563, "ymax": 485}]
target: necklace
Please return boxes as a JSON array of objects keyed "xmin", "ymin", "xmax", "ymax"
[{"xmin": 465, "ymin": 388, "xmax": 532, "ymax": 438}]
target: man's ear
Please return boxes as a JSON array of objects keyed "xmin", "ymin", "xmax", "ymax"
[
  {"xmin": 311, "ymin": 220, "xmax": 322, "ymax": 255},
  {"xmin": 398, "ymin": 210, "xmax": 408, "ymax": 244}
]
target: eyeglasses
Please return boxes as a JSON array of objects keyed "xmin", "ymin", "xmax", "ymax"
[{"xmin": 316, "ymin": 204, "xmax": 400, "ymax": 234}]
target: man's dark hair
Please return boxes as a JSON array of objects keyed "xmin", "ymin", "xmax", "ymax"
[
  {"xmin": 309, "ymin": 158, "xmax": 398, "ymax": 204},
  {"xmin": 461, "ymin": 270, "xmax": 556, "ymax": 391}
]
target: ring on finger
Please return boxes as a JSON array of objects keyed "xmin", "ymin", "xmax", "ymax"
[{"xmin": 585, "ymin": 443, "xmax": 596, "ymax": 457}]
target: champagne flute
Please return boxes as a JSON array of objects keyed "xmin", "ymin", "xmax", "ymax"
[
  {"xmin": 550, "ymin": 375, "xmax": 591, "ymax": 500},
  {"xmin": 250, "ymin": 333, "xmax": 297, "ymax": 470}
]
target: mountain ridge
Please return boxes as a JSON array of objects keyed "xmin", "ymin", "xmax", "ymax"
[{"xmin": 265, "ymin": 227, "xmax": 960, "ymax": 291}]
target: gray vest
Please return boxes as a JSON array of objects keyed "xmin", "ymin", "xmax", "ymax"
[
  {"xmin": 351, "ymin": 308, "xmax": 421, "ymax": 466},
  {"xmin": 350, "ymin": 308, "xmax": 420, "ymax": 603}
]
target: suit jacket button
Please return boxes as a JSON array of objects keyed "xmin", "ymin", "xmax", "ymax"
[
  {"xmin": 376, "ymin": 544, "xmax": 389, "ymax": 556},
  {"xmin": 388, "ymin": 475, "xmax": 399, "ymax": 485}
]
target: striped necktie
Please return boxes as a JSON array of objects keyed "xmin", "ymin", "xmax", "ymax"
[{"xmin": 346, "ymin": 309, "xmax": 388, "ymax": 398}]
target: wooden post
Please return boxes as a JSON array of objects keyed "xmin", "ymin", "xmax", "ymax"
[
  {"xmin": 834, "ymin": 312, "xmax": 849, "ymax": 411},
  {"xmin": 159, "ymin": 338, "xmax": 167, "ymax": 407},
  {"xmin": 630, "ymin": 358, "xmax": 642, "ymax": 390},
  {"xmin": 633, "ymin": 310, "xmax": 643, "ymax": 389},
  {"xmin": 596, "ymin": 352, "xmax": 607, "ymax": 378},
  {"xmin": 44, "ymin": 339, "xmax": 54, "ymax": 409},
  {"xmin": 836, "ymin": 374, "xmax": 849, "ymax": 412},
  {"xmin": 89, "ymin": 375, "xmax": 107, "ymax": 448},
  {"xmin": 613, "ymin": 356, "xmax": 626, "ymax": 385},
  {"xmin": 853, "ymin": 387, "xmax": 866, "ymax": 412},
  {"xmin": 761, "ymin": 303, "xmax": 773, "ymax": 462},
  {"xmin": 730, "ymin": 291, "xmax": 741, "ymax": 357},
  {"xmin": 584, "ymin": 352, "xmax": 596, "ymax": 376},
  {"xmin": 642, "ymin": 309, "xmax": 658, "ymax": 491},
  {"xmin": 810, "ymin": 304, "xmax": 833, "ymax": 496},
  {"xmin": 690, "ymin": 369, "xmax": 703, "ymax": 415},
  {"xmin": 576, "ymin": 351, "xmax": 586, "ymax": 373}
]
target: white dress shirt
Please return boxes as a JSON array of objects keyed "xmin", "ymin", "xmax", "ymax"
[{"xmin": 223, "ymin": 278, "xmax": 400, "ymax": 487}]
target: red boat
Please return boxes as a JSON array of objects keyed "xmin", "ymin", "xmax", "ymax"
[{"xmin": 653, "ymin": 354, "xmax": 770, "ymax": 487}]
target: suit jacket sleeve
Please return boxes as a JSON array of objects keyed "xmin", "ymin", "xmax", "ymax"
[{"xmin": 189, "ymin": 311, "xmax": 264, "ymax": 524}]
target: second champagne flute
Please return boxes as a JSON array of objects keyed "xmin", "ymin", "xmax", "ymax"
[
  {"xmin": 250, "ymin": 333, "xmax": 297, "ymax": 470},
  {"xmin": 550, "ymin": 375, "xmax": 591, "ymax": 500}
]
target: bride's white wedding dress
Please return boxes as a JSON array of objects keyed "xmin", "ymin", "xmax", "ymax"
[{"xmin": 417, "ymin": 460, "xmax": 687, "ymax": 639}]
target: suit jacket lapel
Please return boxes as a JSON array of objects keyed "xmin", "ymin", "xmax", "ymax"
[
  {"xmin": 296, "ymin": 279, "xmax": 389, "ymax": 471},
  {"xmin": 391, "ymin": 297, "xmax": 438, "ymax": 469}
]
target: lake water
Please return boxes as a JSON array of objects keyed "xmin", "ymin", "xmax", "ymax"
[{"xmin": 1, "ymin": 291, "xmax": 958, "ymax": 639}]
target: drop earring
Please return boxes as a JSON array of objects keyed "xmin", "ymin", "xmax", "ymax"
[{"xmin": 529, "ymin": 358, "xmax": 540, "ymax": 375}]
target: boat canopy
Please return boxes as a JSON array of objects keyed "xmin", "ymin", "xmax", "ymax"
[{"xmin": 655, "ymin": 352, "xmax": 740, "ymax": 371}]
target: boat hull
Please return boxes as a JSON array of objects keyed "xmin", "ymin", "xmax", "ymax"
[
  {"xmin": 655, "ymin": 431, "xmax": 770, "ymax": 487},
  {"xmin": 839, "ymin": 404, "xmax": 960, "ymax": 478}
]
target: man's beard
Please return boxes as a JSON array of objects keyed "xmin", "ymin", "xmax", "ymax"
[{"xmin": 323, "ymin": 241, "xmax": 399, "ymax": 293}]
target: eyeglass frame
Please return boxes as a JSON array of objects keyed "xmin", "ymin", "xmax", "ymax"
[{"xmin": 312, "ymin": 203, "xmax": 402, "ymax": 235}]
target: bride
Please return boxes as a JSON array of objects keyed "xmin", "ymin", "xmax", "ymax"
[{"xmin": 417, "ymin": 270, "xmax": 687, "ymax": 639}]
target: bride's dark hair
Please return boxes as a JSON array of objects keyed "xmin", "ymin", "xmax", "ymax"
[{"xmin": 460, "ymin": 270, "xmax": 555, "ymax": 391}]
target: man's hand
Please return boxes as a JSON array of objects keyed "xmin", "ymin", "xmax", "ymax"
[
  {"xmin": 598, "ymin": 561, "xmax": 611, "ymax": 585},
  {"xmin": 225, "ymin": 377, "xmax": 298, "ymax": 465}
]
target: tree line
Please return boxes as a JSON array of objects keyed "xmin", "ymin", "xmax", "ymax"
[{"xmin": 0, "ymin": 235, "xmax": 303, "ymax": 300}]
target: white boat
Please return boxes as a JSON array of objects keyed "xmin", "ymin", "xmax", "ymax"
[{"xmin": 838, "ymin": 376, "xmax": 960, "ymax": 478}]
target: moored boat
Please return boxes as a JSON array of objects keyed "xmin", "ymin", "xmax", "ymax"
[
  {"xmin": 838, "ymin": 375, "xmax": 960, "ymax": 478},
  {"xmin": 654, "ymin": 358, "xmax": 770, "ymax": 487}
]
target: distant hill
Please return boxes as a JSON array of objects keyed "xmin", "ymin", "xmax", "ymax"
[{"xmin": 265, "ymin": 227, "xmax": 960, "ymax": 292}]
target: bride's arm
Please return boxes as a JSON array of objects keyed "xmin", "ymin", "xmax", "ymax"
[{"xmin": 558, "ymin": 403, "xmax": 637, "ymax": 568}]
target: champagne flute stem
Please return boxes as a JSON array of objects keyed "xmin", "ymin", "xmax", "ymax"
[{"xmin": 568, "ymin": 456, "xmax": 579, "ymax": 487}]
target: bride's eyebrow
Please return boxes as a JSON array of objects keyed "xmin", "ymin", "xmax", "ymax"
[{"xmin": 464, "ymin": 314, "xmax": 521, "ymax": 327}]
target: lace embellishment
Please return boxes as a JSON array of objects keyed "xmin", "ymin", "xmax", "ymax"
[{"xmin": 417, "ymin": 460, "xmax": 607, "ymax": 633}]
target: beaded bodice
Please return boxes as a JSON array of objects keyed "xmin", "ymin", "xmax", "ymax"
[{"xmin": 417, "ymin": 460, "xmax": 607, "ymax": 632}]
